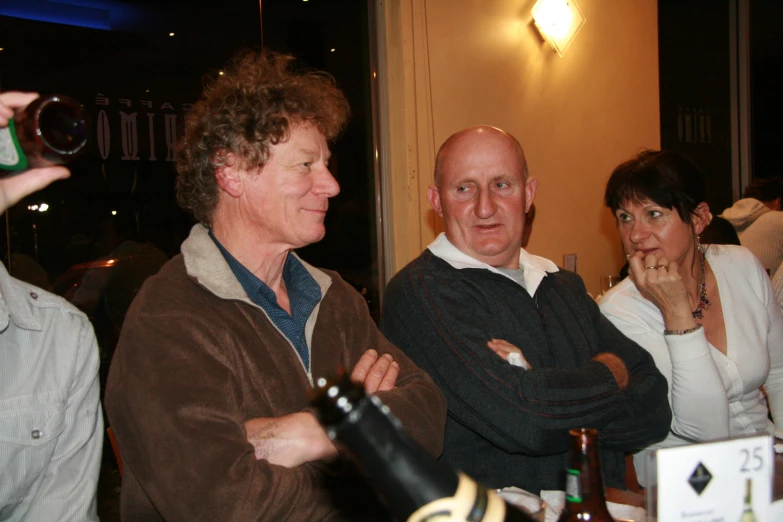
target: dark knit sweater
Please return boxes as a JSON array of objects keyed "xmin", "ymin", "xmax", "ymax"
[{"xmin": 380, "ymin": 250, "xmax": 671, "ymax": 493}]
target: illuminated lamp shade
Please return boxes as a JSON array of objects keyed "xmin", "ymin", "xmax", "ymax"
[{"xmin": 531, "ymin": 0, "xmax": 586, "ymax": 57}]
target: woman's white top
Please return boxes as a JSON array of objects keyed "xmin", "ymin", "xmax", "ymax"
[{"xmin": 598, "ymin": 245, "xmax": 783, "ymax": 486}]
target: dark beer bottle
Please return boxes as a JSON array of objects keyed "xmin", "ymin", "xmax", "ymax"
[
  {"xmin": 0, "ymin": 94, "xmax": 89, "ymax": 173},
  {"xmin": 557, "ymin": 428, "xmax": 613, "ymax": 522},
  {"xmin": 311, "ymin": 373, "xmax": 535, "ymax": 522}
]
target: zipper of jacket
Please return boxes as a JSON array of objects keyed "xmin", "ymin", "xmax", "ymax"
[
  {"xmin": 243, "ymin": 298, "xmax": 314, "ymax": 386},
  {"xmin": 534, "ymin": 293, "xmax": 546, "ymax": 330}
]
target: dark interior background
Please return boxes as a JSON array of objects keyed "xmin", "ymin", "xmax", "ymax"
[
  {"xmin": 658, "ymin": 0, "xmax": 783, "ymax": 217},
  {"xmin": 0, "ymin": 0, "xmax": 380, "ymax": 332}
]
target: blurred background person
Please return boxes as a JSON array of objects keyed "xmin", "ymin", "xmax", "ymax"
[
  {"xmin": 774, "ymin": 264, "xmax": 783, "ymax": 319},
  {"xmin": 721, "ymin": 177, "xmax": 783, "ymax": 275},
  {"xmin": 698, "ymin": 214, "xmax": 740, "ymax": 246}
]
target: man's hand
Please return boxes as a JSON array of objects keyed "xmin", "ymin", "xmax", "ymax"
[
  {"xmin": 592, "ymin": 352, "xmax": 629, "ymax": 390},
  {"xmin": 350, "ymin": 349, "xmax": 399, "ymax": 394},
  {"xmin": 487, "ymin": 339, "xmax": 533, "ymax": 369},
  {"xmin": 244, "ymin": 412, "xmax": 338, "ymax": 468},
  {"xmin": 0, "ymin": 91, "xmax": 70, "ymax": 213}
]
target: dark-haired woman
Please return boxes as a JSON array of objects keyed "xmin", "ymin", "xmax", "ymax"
[{"xmin": 598, "ymin": 150, "xmax": 783, "ymax": 487}]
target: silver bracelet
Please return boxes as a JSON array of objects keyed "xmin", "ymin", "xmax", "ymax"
[{"xmin": 664, "ymin": 324, "xmax": 703, "ymax": 336}]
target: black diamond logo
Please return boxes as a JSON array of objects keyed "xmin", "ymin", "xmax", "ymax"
[{"xmin": 688, "ymin": 462, "xmax": 713, "ymax": 495}]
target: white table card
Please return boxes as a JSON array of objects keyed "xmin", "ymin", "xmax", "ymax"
[{"xmin": 655, "ymin": 435, "xmax": 773, "ymax": 521}]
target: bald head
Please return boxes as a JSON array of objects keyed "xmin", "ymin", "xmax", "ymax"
[
  {"xmin": 433, "ymin": 126, "xmax": 528, "ymax": 187},
  {"xmin": 426, "ymin": 125, "xmax": 537, "ymax": 268}
]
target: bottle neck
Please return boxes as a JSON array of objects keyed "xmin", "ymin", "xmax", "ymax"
[
  {"xmin": 317, "ymin": 387, "xmax": 458, "ymax": 518},
  {"xmin": 565, "ymin": 452, "xmax": 608, "ymax": 507},
  {"xmin": 561, "ymin": 429, "xmax": 611, "ymax": 519}
]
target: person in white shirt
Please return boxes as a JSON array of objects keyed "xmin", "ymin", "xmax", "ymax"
[
  {"xmin": 772, "ymin": 263, "xmax": 783, "ymax": 316},
  {"xmin": 721, "ymin": 178, "xmax": 783, "ymax": 276},
  {"xmin": 0, "ymin": 91, "xmax": 102, "ymax": 521},
  {"xmin": 598, "ymin": 149, "xmax": 783, "ymax": 487}
]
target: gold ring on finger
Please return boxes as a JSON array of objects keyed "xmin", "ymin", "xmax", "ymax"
[
  {"xmin": 657, "ymin": 264, "xmax": 668, "ymax": 269},
  {"xmin": 645, "ymin": 265, "xmax": 657, "ymax": 270}
]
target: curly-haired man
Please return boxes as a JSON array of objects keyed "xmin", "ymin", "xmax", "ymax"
[{"xmin": 105, "ymin": 51, "xmax": 446, "ymax": 521}]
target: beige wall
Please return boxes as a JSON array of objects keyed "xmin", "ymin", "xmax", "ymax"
[{"xmin": 379, "ymin": 0, "xmax": 660, "ymax": 295}]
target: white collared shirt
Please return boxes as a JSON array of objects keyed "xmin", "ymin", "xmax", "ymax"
[
  {"xmin": 427, "ymin": 233, "xmax": 559, "ymax": 297},
  {"xmin": 0, "ymin": 263, "xmax": 102, "ymax": 521}
]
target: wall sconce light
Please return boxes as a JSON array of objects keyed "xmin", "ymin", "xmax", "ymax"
[{"xmin": 531, "ymin": 0, "xmax": 586, "ymax": 57}]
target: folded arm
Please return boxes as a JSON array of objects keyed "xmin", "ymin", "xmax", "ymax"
[
  {"xmin": 244, "ymin": 348, "xmax": 399, "ymax": 467},
  {"xmin": 489, "ymin": 339, "xmax": 629, "ymax": 389},
  {"xmin": 323, "ymin": 276, "xmax": 447, "ymax": 457},
  {"xmin": 244, "ymin": 413, "xmax": 338, "ymax": 467},
  {"xmin": 106, "ymin": 312, "xmax": 345, "ymax": 522}
]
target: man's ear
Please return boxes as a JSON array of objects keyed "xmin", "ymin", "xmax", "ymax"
[
  {"xmin": 524, "ymin": 177, "xmax": 538, "ymax": 214},
  {"xmin": 774, "ymin": 197, "xmax": 782, "ymax": 211},
  {"xmin": 215, "ymin": 153, "xmax": 243, "ymax": 198},
  {"xmin": 427, "ymin": 184, "xmax": 443, "ymax": 217},
  {"xmin": 692, "ymin": 202, "xmax": 711, "ymax": 235}
]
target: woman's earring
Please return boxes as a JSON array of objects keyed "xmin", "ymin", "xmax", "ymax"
[{"xmin": 695, "ymin": 234, "xmax": 703, "ymax": 254}]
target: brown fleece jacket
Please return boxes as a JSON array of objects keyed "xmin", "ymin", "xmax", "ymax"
[{"xmin": 105, "ymin": 225, "xmax": 446, "ymax": 522}]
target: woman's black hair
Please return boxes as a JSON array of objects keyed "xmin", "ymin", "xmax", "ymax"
[{"xmin": 604, "ymin": 149, "xmax": 708, "ymax": 222}]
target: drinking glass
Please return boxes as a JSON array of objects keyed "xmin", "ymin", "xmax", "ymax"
[{"xmin": 600, "ymin": 275, "xmax": 619, "ymax": 294}]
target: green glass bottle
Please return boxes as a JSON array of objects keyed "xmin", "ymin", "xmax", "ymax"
[{"xmin": 557, "ymin": 428, "xmax": 613, "ymax": 522}]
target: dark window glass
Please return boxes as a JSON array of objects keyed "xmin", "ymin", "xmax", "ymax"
[
  {"xmin": 657, "ymin": 0, "xmax": 733, "ymax": 213},
  {"xmin": 1, "ymin": 2, "xmax": 262, "ymax": 345},
  {"xmin": 749, "ymin": 0, "xmax": 783, "ymax": 180}
]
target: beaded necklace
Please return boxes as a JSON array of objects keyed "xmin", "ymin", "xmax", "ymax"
[{"xmin": 692, "ymin": 250, "xmax": 711, "ymax": 320}]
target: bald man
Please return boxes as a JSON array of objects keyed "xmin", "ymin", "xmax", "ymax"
[{"xmin": 380, "ymin": 126, "xmax": 671, "ymax": 493}]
